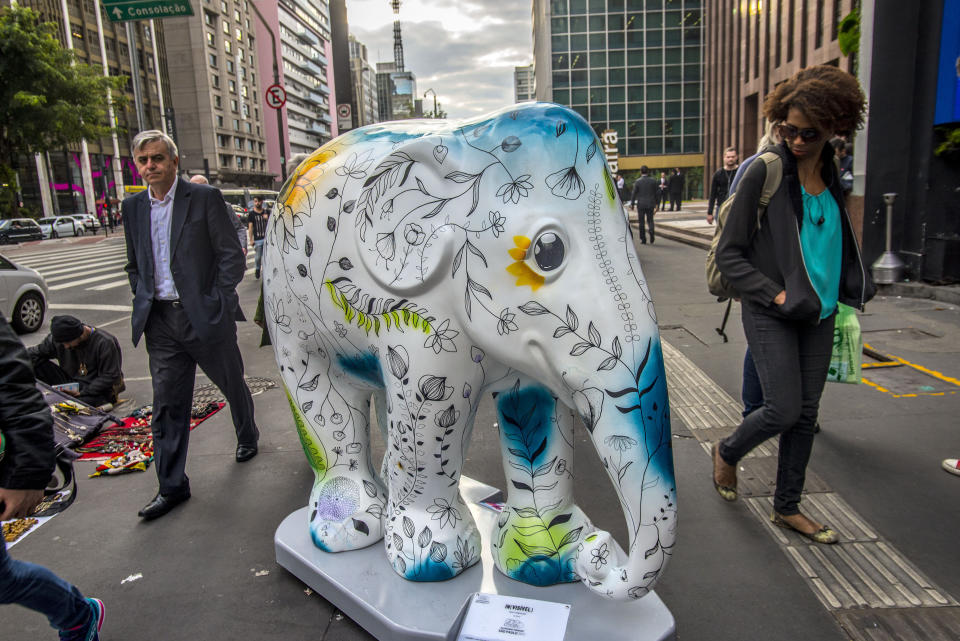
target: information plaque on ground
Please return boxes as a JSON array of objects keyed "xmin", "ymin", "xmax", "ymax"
[
  {"xmin": 103, "ymin": 0, "xmax": 193, "ymax": 22},
  {"xmin": 457, "ymin": 593, "xmax": 570, "ymax": 641}
]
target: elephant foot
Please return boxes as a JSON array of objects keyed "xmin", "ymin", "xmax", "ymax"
[
  {"xmin": 307, "ymin": 475, "xmax": 386, "ymax": 552},
  {"xmin": 492, "ymin": 503, "xmax": 592, "ymax": 586},
  {"xmin": 385, "ymin": 512, "xmax": 482, "ymax": 582}
]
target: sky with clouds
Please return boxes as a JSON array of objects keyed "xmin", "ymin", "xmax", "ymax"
[{"xmin": 344, "ymin": 0, "xmax": 534, "ymax": 119}]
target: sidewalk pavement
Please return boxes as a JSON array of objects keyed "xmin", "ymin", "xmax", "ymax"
[{"xmin": 3, "ymin": 224, "xmax": 959, "ymax": 640}]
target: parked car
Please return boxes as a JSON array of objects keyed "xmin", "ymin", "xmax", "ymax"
[
  {"xmin": 38, "ymin": 216, "xmax": 84, "ymax": 239},
  {"xmin": 70, "ymin": 214, "xmax": 100, "ymax": 231},
  {"xmin": 0, "ymin": 253, "xmax": 48, "ymax": 333},
  {"xmin": 0, "ymin": 218, "xmax": 43, "ymax": 244}
]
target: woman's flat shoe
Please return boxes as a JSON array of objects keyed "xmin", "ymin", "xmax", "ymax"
[
  {"xmin": 770, "ymin": 511, "xmax": 838, "ymax": 544},
  {"xmin": 712, "ymin": 444, "xmax": 737, "ymax": 502}
]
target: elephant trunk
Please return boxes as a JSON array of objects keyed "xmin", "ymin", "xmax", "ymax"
[{"xmin": 570, "ymin": 340, "xmax": 677, "ymax": 601}]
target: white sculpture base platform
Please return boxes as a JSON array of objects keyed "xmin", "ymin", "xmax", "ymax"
[{"xmin": 275, "ymin": 477, "xmax": 676, "ymax": 641}]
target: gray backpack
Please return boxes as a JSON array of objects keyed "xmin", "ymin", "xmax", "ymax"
[{"xmin": 705, "ymin": 151, "xmax": 782, "ymax": 300}]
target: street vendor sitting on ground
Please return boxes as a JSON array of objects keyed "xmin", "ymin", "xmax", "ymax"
[{"xmin": 27, "ymin": 315, "xmax": 125, "ymax": 409}]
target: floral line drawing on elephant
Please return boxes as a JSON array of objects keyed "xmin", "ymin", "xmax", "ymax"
[{"xmin": 263, "ymin": 103, "xmax": 677, "ymax": 601}]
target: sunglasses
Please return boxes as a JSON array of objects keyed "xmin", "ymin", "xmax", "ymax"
[{"xmin": 778, "ymin": 124, "xmax": 823, "ymax": 143}]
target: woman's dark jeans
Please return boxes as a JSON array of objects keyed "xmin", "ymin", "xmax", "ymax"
[
  {"xmin": 719, "ymin": 304, "xmax": 836, "ymax": 515},
  {"xmin": 741, "ymin": 346, "xmax": 763, "ymax": 418}
]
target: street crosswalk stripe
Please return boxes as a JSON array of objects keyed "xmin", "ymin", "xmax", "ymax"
[
  {"xmin": 89, "ymin": 279, "xmax": 134, "ymax": 291},
  {"xmin": 48, "ymin": 303, "xmax": 132, "ymax": 312},
  {"xmin": 11, "ymin": 244, "xmax": 125, "ymax": 262},
  {"xmin": 42, "ymin": 259, "xmax": 127, "ymax": 280},
  {"xmin": 48, "ymin": 272, "xmax": 127, "ymax": 290},
  {"xmin": 13, "ymin": 252, "xmax": 126, "ymax": 272}
]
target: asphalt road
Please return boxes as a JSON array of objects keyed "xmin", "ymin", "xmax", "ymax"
[{"xmin": 2, "ymin": 225, "xmax": 959, "ymax": 640}]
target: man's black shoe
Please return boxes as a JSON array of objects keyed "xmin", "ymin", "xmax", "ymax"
[
  {"xmin": 255, "ymin": 269, "xmax": 260, "ymax": 279},
  {"xmin": 236, "ymin": 444, "xmax": 258, "ymax": 462},
  {"xmin": 138, "ymin": 490, "xmax": 190, "ymax": 520}
]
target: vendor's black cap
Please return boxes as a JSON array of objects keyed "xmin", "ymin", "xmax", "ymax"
[{"xmin": 51, "ymin": 315, "xmax": 84, "ymax": 343}]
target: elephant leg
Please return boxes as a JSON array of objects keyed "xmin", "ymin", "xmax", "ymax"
[
  {"xmin": 491, "ymin": 377, "xmax": 593, "ymax": 586},
  {"xmin": 274, "ymin": 339, "xmax": 387, "ymax": 552},
  {"xmin": 380, "ymin": 349, "xmax": 483, "ymax": 581}
]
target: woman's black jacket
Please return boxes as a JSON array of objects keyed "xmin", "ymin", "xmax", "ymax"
[
  {"xmin": 0, "ymin": 313, "xmax": 56, "ymax": 491},
  {"xmin": 715, "ymin": 141, "xmax": 876, "ymax": 323}
]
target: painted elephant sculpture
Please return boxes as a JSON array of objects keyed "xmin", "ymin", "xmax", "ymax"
[{"xmin": 263, "ymin": 102, "xmax": 676, "ymax": 601}]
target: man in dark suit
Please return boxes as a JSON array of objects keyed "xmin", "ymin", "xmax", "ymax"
[
  {"xmin": 122, "ymin": 130, "xmax": 259, "ymax": 521},
  {"xmin": 630, "ymin": 165, "xmax": 659, "ymax": 244},
  {"xmin": 668, "ymin": 168, "xmax": 685, "ymax": 211}
]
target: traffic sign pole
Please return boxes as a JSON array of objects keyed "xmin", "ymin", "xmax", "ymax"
[{"xmin": 249, "ymin": 2, "xmax": 287, "ymax": 181}]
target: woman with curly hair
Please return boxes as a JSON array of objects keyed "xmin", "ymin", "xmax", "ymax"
[{"xmin": 711, "ymin": 65, "xmax": 875, "ymax": 544}]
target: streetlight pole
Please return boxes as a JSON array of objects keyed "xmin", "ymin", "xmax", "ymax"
[
  {"xmin": 250, "ymin": 1, "xmax": 287, "ymax": 182},
  {"xmin": 424, "ymin": 88, "xmax": 437, "ymax": 117}
]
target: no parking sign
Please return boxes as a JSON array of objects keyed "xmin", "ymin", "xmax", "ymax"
[{"xmin": 266, "ymin": 84, "xmax": 287, "ymax": 109}]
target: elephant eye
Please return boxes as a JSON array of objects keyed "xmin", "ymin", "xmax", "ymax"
[{"xmin": 533, "ymin": 232, "xmax": 564, "ymax": 271}]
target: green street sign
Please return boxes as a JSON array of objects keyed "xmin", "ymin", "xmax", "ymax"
[{"xmin": 102, "ymin": 0, "xmax": 194, "ymax": 22}]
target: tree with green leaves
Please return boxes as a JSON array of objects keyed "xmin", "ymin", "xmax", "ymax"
[{"xmin": 0, "ymin": 5, "xmax": 127, "ymax": 216}]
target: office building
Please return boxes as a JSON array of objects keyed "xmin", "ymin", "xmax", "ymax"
[
  {"xmin": 349, "ymin": 35, "xmax": 379, "ymax": 128},
  {"xmin": 254, "ymin": 0, "xmax": 337, "ymax": 184},
  {"xmin": 14, "ymin": 0, "xmax": 171, "ymax": 216},
  {"xmin": 163, "ymin": 1, "xmax": 271, "ymax": 187},
  {"xmin": 376, "ymin": 62, "xmax": 420, "ymax": 121},
  {"xmin": 533, "ymin": 0, "xmax": 705, "ymax": 181},
  {"xmin": 514, "ymin": 64, "xmax": 535, "ymax": 102},
  {"xmin": 704, "ymin": 0, "xmax": 855, "ymax": 182}
]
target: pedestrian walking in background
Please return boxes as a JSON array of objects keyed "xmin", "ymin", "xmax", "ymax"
[
  {"xmin": 189, "ymin": 174, "xmax": 248, "ymax": 257},
  {"xmin": 0, "ymin": 312, "xmax": 105, "ymax": 641},
  {"xmin": 616, "ymin": 173, "xmax": 628, "ymax": 204},
  {"xmin": 833, "ymin": 138, "xmax": 854, "ymax": 195},
  {"xmin": 668, "ymin": 168, "xmax": 685, "ymax": 211},
  {"xmin": 711, "ymin": 65, "xmax": 875, "ymax": 544},
  {"xmin": 707, "ymin": 147, "xmax": 740, "ymax": 224},
  {"xmin": 247, "ymin": 197, "xmax": 270, "ymax": 279},
  {"xmin": 630, "ymin": 165, "xmax": 659, "ymax": 244},
  {"xmin": 657, "ymin": 171, "xmax": 669, "ymax": 211},
  {"xmin": 122, "ymin": 130, "xmax": 259, "ymax": 521}
]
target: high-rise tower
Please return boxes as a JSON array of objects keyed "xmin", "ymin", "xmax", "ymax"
[{"xmin": 391, "ymin": 0, "xmax": 404, "ymax": 72}]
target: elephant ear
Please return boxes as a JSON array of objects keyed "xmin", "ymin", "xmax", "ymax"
[{"xmin": 353, "ymin": 135, "xmax": 464, "ymax": 295}]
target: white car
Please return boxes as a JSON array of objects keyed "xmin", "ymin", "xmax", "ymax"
[
  {"xmin": 71, "ymin": 214, "xmax": 100, "ymax": 231},
  {"xmin": 38, "ymin": 216, "xmax": 84, "ymax": 239},
  {"xmin": 0, "ymin": 253, "xmax": 48, "ymax": 333}
]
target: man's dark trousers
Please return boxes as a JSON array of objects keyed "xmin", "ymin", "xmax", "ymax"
[
  {"xmin": 638, "ymin": 207, "xmax": 655, "ymax": 243},
  {"xmin": 145, "ymin": 300, "xmax": 257, "ymax": 495}
]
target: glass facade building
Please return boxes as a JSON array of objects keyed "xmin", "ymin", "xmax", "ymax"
[{"xmin": 533, "ymin": 0, "xmax": 704, "ymax": 169}]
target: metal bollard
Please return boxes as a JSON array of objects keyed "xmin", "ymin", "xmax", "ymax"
[{"xmin": 871, "ymin": 193, "xmax": 905, "ymax": 284}]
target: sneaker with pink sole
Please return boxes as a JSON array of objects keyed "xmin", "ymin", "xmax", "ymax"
[{"xmin": 59, "ymin": 598, "xmax": 104, "ymax": 641}]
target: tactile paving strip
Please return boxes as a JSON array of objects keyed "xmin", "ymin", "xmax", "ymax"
[
  {"xmin": 662, "ymin": 339, "xmax": 743, "ymax": 430},
  {"xmin": 836, "ymin": 607, "xmax": 960, "ymax": 641}
]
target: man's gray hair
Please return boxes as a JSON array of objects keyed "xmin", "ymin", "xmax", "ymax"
[{"xmin": 131, "ymin": 130, "xmax": 179, "ymax": 159}]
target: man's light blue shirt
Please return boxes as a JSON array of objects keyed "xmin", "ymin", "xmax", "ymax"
[{"xmin": 149, "ymin": 175, "xmax": 180, "ymax": 301}]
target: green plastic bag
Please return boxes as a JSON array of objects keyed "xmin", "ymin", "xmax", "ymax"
[{"xmin": 827, "ymin": 303, "xmax": 862, "ymax": 384}]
